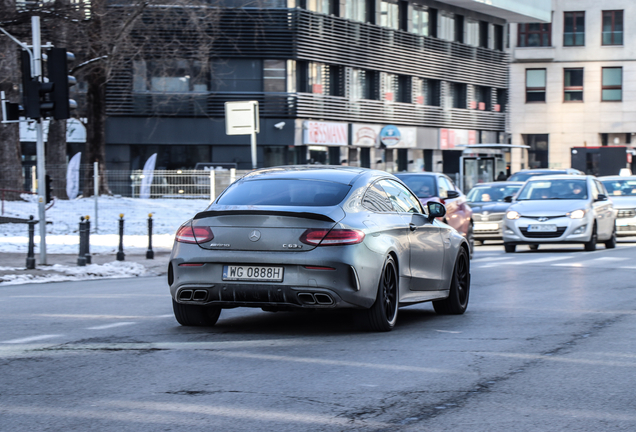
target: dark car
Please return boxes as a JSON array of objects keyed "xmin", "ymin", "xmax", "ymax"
[
  {"xmin": 170, "ymin": 166, "xmax": 471, "ymax": 332},
  {"xmin": 466, "ymin": 182, "xmax": 524, "ymax": 243},
  {"xmin": 394, "ymin": 172, "xmax": 473, "ymax": 255},
  {"xmin": 508, "ymin": 168, "xmax": 584, "ymax": 182}
]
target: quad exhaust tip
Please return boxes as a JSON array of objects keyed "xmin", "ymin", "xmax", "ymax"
[
  {"xmin": 178, "ymin": 289, "xmax": 207, "ymax": 302},
  {"xmin": 298, "ymin": 292, "xmax": 334, "ymax": 306}
]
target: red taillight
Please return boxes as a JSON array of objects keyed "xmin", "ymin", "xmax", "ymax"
[
  {"xmin": 300, "ymin": 229, "xmax": 365, "ymax": 246},
  {"xmin": 175, "ymin": 225, "xmax": 214, "ymax": 244}
]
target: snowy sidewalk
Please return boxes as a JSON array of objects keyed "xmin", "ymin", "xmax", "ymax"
[{"xmin": 0, "ymin": 251, "xmax": 170, "ymax": 286}]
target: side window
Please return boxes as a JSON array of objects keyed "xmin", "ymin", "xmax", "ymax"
[
  {"xmin": 379, "ymin": 180, "xmax": 423, "ymax": 213},
  {"xmin": 595, "ymin": 180, "xmax": 607, "ymax": 196},
  {"xmin": 362, "ymin": 182, "xmax": 394, "ymax": 213},
  {"xmin": 437, "ymin": 177, "xmax": 452, "ymax": 199},
  {"xmin": 590, "ymin": 180, "xmax": 599, "ymax": 200},
  {"xmin": 442, "ymin": 176, "xmax": 458, "ymax": 191}
]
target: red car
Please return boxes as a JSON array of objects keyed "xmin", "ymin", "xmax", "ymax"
[{"xmin": 395, "ymin": 172, "xmax": 474, "ymax": 257}]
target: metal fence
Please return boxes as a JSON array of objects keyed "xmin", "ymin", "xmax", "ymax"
[{"xmin": 41, "ymin": 166, "xmax": 249, "ymax": 200}]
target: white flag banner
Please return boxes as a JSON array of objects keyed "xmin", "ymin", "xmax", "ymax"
[
  {"xmin": 66, "ymin": 152, "xmax": 81, "ymax": 200},
  {"xmin": 140, "ymin": 153, "xmax": 157, "ymax": 199}
]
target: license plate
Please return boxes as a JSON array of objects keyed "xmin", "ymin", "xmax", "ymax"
[
  {"xmin": 475, "ymin": 223, "xmax": 499, "ymax": 231},
  {"xmin": 527, "ymin": 224, "xmax": 557, "ymax": 232},
  {"xmin": 222, "ymin": 265, "xmax": 284, "ymax": 282}
]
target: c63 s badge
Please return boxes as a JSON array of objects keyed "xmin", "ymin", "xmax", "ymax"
[{"xmin": 283, "ymin": 244, "xmax": 303, "ymax": 249}]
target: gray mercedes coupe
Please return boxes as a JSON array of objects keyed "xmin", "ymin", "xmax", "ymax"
[{"xmin": 168, "ymin": 166, "xmax": 471, "ymax": 332}]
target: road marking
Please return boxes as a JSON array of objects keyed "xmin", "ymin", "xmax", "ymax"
[
  {"xmin": 477, "ymin": 255, "xmax": 573, "ymax": 268},
  {"xmin": 471, "ymin": 256, "xmax": 513, "ymax": 263},
  {"xmin": 435, "ymin": 330, "xmax": 462, "ymax": 334},
  {"xmin": 87, "ymin": 322, "xmax": 136, "ymax": 330},
  {"xmin": 554, "ymin": 257, "xmax": 630, "ymax": 267},
  {"xmin": 35, "ymin": 314, "xmax": 166, "ymax": 319},
  {"xmin": 1, "ymin": 334, "xmax": 63, "ymax": 344}
]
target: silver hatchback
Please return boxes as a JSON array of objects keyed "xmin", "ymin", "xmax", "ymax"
[
  {"xmin": 169, "ymin": 166, "xmax": 471, "ymax": 331},
  {"xmin": 502, "ymin": 175, "xmax": 616, "ymax": 252}
]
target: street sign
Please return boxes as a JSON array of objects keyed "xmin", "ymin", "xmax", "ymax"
[{"xmin": 225, "ymin": 101, "xmax": 259, "ymax": 135}]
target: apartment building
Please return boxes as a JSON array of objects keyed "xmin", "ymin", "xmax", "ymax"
[{"xmin": 509, "ymin": 0, "xmax": 634, "ymax": 173}]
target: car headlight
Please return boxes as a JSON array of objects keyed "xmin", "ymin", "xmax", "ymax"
[
  {"xmin": 567, "ymin": 209, "xmax": 586, "ymax": 219},
  {"xmin": 506, "ymin": 210, "xmax": 520, "ymax": 220}
]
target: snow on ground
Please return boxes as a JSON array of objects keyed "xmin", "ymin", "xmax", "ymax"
[
  {"xmin": 0, "ymin": 261, "xmax": 147, "ymax": 286},
  {"xmin": 1, "ymin": 196, "xmax": 210, "ymax": 254}
]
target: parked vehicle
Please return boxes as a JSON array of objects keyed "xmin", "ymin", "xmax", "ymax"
[
  {"xmin": 394, "ymin": 172, "xmax": 473, "ymax": 255},
  {"xmin": 600, "ymin": 176, "xmax": 636, "ymax": 236},
  {"xmin": 169, "ymin": 166, "xmax": 471, "ymax": 332},
  {"xmin": 508, "ymin": 168, "xmax": 584, "ymax": 182},
  {"xmin": 466, "ymin": 182, "xmax": 524, "ymax": 243},
  {"xmin": 503, "ymin": 175, "xmax": 616, "ymax": 252}
]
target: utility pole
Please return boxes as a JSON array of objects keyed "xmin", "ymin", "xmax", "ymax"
[{"xmin": 32, "ymin": 16, "xmax": 47, "ymax": 265}]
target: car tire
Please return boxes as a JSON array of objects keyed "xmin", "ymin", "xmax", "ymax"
[
  {"xmin": 172, "ymin": 299, "xmax": 221, "ymax": 326},
  {"xmin": 466, "ymin": 222, "xmax": 474, "ymax": 259},
  {"xmin": 605, "ymin": 228, "xmax": 617, "ymax": 249},
  {"xmin": 364, "ymin": 256, "xmax": 399, "ymax": 332},
  {"xmin": 504, "ymin": 243, "xmax": 516, "ymax": 253},
  {"xmin": 529, "ymin": 244, "xmax": 539, "ymax": 251},
  {"xmin": 433, "ymin": 247, "xmax": 470, "ymax": 315},
  {"xmin": 584, "ymin": 225, "xmax": 597, "ymax": 252}
]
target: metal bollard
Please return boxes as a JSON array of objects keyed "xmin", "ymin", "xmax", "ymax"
[
  {"xmin": 26, "ymin": 215, "xmax": 37, "ymax": 269},
  {"xmin": 84, "ymin": 215, "xmax": 92, "ymax": 264},
  {"xmin": 146, "ymin": 213, "xmax": 154, "ymax": 259},
  {"xmin": 77, "ymin": 216, "xmax": 87, "ymax": 267},
  {"xmin": 116, "ymin": 213, "xmax": 125, "ymax": 261}
]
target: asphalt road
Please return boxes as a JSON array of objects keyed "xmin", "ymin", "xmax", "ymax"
[{"xmin": 1, "ymin": 240, "xmax": 636, "ymax": 431}]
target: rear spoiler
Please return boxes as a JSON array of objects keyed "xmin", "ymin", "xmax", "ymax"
[{"xmin": 193, "ymin": 209, "xmax": 338, "ymax": 223}]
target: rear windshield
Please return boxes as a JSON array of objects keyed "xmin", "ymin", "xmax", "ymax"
[
  {"xmin": 467, "ymin": 184, "xmax": 522, "ymax": 202},
  {"xmin": 216, "ymin": 179, "xmax": 351, "ymax": 206},
  {"xmin": 508, "ymin": 171, "xmax": 564, "ymax": 182},
  {"xmin": 517, "ymin": 179, "xmax": 588, "ymax": 200}
]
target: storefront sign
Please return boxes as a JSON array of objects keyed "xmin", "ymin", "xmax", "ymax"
[
  {"xmin": 379, "ymin": 125, "xmax": 401, "ymax": 147},
  {"xmin": 303, "ymin": 121, "xmax": 348, "ymax": 146},
  {"xmin": 352, "ymin": 124, "xmax": 381, "ymax": 147},
  {"xmin": 440, "ymin": 128, "xmax": 477, "ymax": 150}
]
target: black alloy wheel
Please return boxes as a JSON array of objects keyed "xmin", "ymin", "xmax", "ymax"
[
  {"xmin": 365, "ymin": 256, "xmax": 399, "ymax": 332},
  {"xmin": 173, "ymin": 299, "xmax": 221, "ymax": 326},
  {"xmin": 584, "ymin": 224, "xmax": 598, "ymax": 252},
  {"xmin": 433, "ymin": 247, "xmax": 470, "ymax": 315}
]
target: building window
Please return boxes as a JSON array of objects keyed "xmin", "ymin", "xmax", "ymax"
[
  {"xmin": 518, "ymin": 23, "xmax": 551, "ymax": 47},
  {"xmin": 451, "ymin": 82, "xmax": 466, "ymax": 109},
  {"xmin": 454, "ymin": 14, "xmax": 464, "ymax": 43},
  {"xmin": 493, "ymin": 24, "xmax": 504, "ymax": 50},
  {"xmin": 526, "ymin": 69, "xmax": 546, "ymax": 102},
  {"xmin": 564, "ymin": 68, "xmax": 583, "ymax": 102},
  {"xmin": 397, "ymin": 75, "xmax": 411, "ymax": 103},
  {"xmin": 479, "ymin": 21, "xmax": 489, "ymax": 48},
  {"xmin": 352, "ymin": 68, "xmax": 378, "ymax": 100},
  {"xmin": 428, "ymin": 79, "xmax": 440, "ymax": 106},
  {"xmin": 328, "ymin": 65, "xmax": 344, "ymax": 97},
  {"xmin": 602, "ymin": 67, "xmax": 622, "ymax": 101},
  {"xmin": 475, "ymin": 86, "xmax": 491, "ymax": 110},
  {"xmin": 306, "ymin": 0, "xmax": 333, "ymax": 15},
  {"xmin": 602, "ymin": 10, "xmax": 623, "ymax": 46},
  {"xmin": 495, "ymin": 88, "xmax": 506, "ymax": 112},
  {"xmin": 133, "ymin": 59, "xmax": 208, "ymax": 93},
  {"xmin": 411, "ymin": 6, "xmax": 429, "ymax": 36},
  {"xmin": 211, "ymin": 59, "xmax": 262, "ymax": 92},
  {"xmin": 308, "ymin": 62, "xmax": 325, "ymax": 94},
  {"xmin": 438, "ymin": 11, "xmax": 454, "ymax": 42},
  {"xmin": 380, "ymin": 1, "xmax": 399, "ymax": 30},
  {"xmin": 523, "ymin": 134, "xmax": 549, "ymax": 169},
  {"xmin": 383, "ymin": 73, "xmax": 397, "ymax": 101},
  {"xmin": 465, "ymin": 19, "xmax": 479, "ymax": 46},
  {"xmin": 564, "ymin": 11, "xmax": 585, "ymax": 46},
  {"xmin": 263, "ymin": 60, "xmax": 286, "ymax": 92},
  {"xmin": 345, "ymin": 0, "xmax": 368, "ymax": 23}
]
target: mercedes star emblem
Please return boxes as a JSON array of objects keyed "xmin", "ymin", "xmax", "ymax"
[{"xmin": 249, "ymin": 230, "xmax": 261, "ymax": 242}]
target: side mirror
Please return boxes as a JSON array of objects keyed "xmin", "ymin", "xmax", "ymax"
[
  {"xmin": 503, "ymin": 195, "xmax": 513, "ymax": 203},
  {"xmin": 446, "ymin": 190, "xmax": 461, "ymax": 199},
  {"xmin": 596, "ymin": 194, "xmax": 608, "ymax": 202},
  {"xmin": 427, "ymin": 201, "xmax": 446, "ymax": 220}
]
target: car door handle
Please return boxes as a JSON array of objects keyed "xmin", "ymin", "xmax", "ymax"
[{"xmin": 409, "ymin": 223, "xmax": 417, "ymax": 231}]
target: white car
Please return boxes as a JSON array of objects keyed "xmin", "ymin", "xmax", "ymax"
[
  {"xmin": 600, "ymin": 175, "xmax": 636, "ymax": 237},
  {"xmin": 502, "ymin": 175, "xmax": 616, "ymax": 252}
]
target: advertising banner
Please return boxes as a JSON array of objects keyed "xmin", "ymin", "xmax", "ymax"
[
  {"xmin": 303, "ymin": 121, "xmax": 348, "ymax": 146},
  {"xmin": 139, "ymin": 153, "xmax": 157, "ymax": 199},
  {"xmin": 66, "ymin": 152, "xmax": 81, "ymax": 200},
  {"xmin": 440, "ymin": 129, "xmax": 477, "ymax": 150}
]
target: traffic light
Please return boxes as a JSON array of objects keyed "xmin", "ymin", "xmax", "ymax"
[
  {"xmin": 46, "ymin": 48, "xmax": 77, "ymax": 120},
  {"xmin": 45, "ymin": 174, "xmax": 53, "ymax": 204}
]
